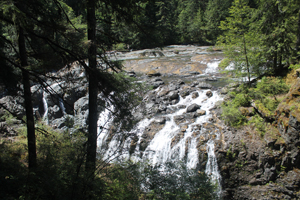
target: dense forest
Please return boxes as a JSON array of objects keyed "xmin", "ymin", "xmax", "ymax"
[{"xmin": 0, "ymin": 0, "xmax": 300, "ymax": 199}]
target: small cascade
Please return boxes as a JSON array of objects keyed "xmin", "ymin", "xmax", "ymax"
[
  {"xmin": 97, "ymin": 102, "xmax": 116, "ymax": 160},
  {"xmin": 42, "ymin": 91, "xmax": 49, "ymax": 124},
  {"xmin": 205, "ymin": 61, "xmax": 221, "ymax": 74},
  {"xmin": 205, "ymin": 139, "xmax": 222, "ymax": 197},
  {"xmin": 58, "ymin": 98, "xmax": 66, "ymax": 115}
]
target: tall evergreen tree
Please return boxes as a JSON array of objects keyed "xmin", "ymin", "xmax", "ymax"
[{"xmin": 218, "ymin": 0, "xmax": 264, "ymax": 83}]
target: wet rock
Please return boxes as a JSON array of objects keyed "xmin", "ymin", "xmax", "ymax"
[
  {"xmin": 174, "ymin": 115, "xmax": 185, "ymax": 125},
  {"xmin": 171, "ymin": 99, "xmax": 179, "ymax": 105},
  {"xmin": 51, "ymin": 117, "xmax": 66, "ymax": 129},
  {"xmin": 180, "ymin": 124, "xmax": 188, "ymax": 132},
  {"xmin": 177, "ymin": 105, "xmax": 186, "ymax": 109},
  {"xmin": 168, "ymin": 83, "xmax": 180, "ymax": 91},
  {"xmin": 146, "ymin": 70, "xmax": 161, "ymax": 77},
  {"xmin": 48, "ymin": 105, "xmax": 62, "ymax": 120},
  {"xmin": 180, "ymin": 86, "xmax": 192, "ymax": 98},
  {"xmin": 220, "ymin": 87, "xmax": 229, "ymax": 95},
  {"xmin": 205, "ymin": 77, "xmax": 217, "ymax": 81},
  {"xmin": 157, "ymin": 87, "xmax": 170, "ymax": 97},
  {"xmin": 154, "ymin": 117, "xmax": 167, "ymax": 124},
  {"xmin": 0, "ymin": 96, "xmax": 25, "ymax": 119},
  {"xmin": 171, "ymin": 132, "xmax": 184, "ymax": 148},
  {"xmin": 129, "ymin": 135, "xmax": 139, "ymax": 155},
  {"xmin": 197, "ymin": 82, "xmax": 212, "ymax": 89},
  {"xmin": 168, "ymin": 91, "xmax": 179, "ymax": 101},
  {"xmin": 194, "ymin": 109, "xmax": 206, "ymax": 117},
  {"xmin": 149, "ymin": 80, "xmax": 164, "ymax": 89},
  {"xmin": 186, "ymin": 103, "xmax": 200, "ymax": 113},
  {"xmin": 127, "ymin": 71, "xmax": 136, "ymax": 77},
  {"xmin": 74, "ymin": 95, "xmax": 89, "ymax": 114},
  {"xmin": 191, "ymin": 91, "xmax": 199, "ymax": 99},
  {"xmin": 249, "ymin": 178, "xmax": 263, "ymax": 185},
  {"xmin": 206, "ymin": 90, "xmax": 213, "ymax": 98}
]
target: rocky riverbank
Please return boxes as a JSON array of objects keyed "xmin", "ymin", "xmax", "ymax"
[{"xmin": 1, "ymin": 45, "xmax": 300, "ymax": 199}]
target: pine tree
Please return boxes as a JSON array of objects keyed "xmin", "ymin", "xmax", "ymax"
[{"xmin": 218, "ymin": 0, "xmax": 264, "ymax": 83}]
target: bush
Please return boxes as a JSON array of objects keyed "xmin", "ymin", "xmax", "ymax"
[
  {"xmin": 255, "ymin": 76, "xmax": 289, "ymax": 97},
  {"xmin": 221, "ymin": 101, "xmax": 247, "ymax": 127}
]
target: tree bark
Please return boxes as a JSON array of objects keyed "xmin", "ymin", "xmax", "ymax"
[
  {"xmin": 243, "ymin": 34, "xmax": 251, "ymax": 84},
  {"xmin": 18, "ymin": 26, "xmax": 37, "ymax": 169},
  {"xmin": 297, "ymin": 9, "xmax": 300, "ymax": 61},
  {"xmin": 86, "ymin": 0, "xmax": 98, "ymax": 174}
]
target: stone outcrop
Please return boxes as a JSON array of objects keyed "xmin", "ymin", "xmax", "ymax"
[{"xmin": 215, "ymin": 78, "xmax": 300, "ymax": 200}]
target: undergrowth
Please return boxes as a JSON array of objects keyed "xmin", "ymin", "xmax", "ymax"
[
  {"xmin": 221, "ymin": 76, "xmax": 290, "ymax": 134},
  {"xmin": 1, "ymin": 120, "xmax": 217, "ymax": 200}
]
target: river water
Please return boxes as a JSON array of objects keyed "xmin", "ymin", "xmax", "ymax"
[{"xmin": 97, "ymin": 45, "xmax": 224, "ymax": 197}]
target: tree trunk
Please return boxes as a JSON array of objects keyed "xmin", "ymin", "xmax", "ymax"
[
  {"xmin": 18, "ymin": 26, "xmax": 37, "ymax": 169},
  {"xmin": 297, "ymin": 9, "xmax": 300, "ymax": 61},
  {"xmin": 86, "ymin": 0, "xmax": 98, "ymax": 174},
  {"xmin": 243, "ymin": 34, "xmax": 251, "ymax": 84}
]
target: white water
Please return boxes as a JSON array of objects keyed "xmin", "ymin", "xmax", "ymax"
[
  {"xmin": 42, "ymin": 91, "xmax": 48, "ymax": 124},
  {"xmin": 206, "ymin": 138, "xmax": 222, "ymax": 197},
  {"xmin": 205, "ymin": 61, "xmax": 221, "ymax": 74},
  {"xmin": 96, "ymin": 89, "xmax": 223, "ymax": 194},
  {"xmin": 59, "ymin": 98, "xmax": 66, "ymax": 115}
]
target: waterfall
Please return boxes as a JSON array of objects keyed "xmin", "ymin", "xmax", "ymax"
[
  {"xmin": 205, "ymin": 139, "xmax": 222, "ymax": 197},
  {"xmin": 205, "ymin": 61, "xmax": 221, "ymax": 74},
  {"xmin": 42, "ymin": 91, "xmax": 48, "ymax": 124},
  {"xmin": 59, "ymin": 98, "xmax": 66, "ymax": 115},
  {"xmin": 97, "ymin": 102, "xmax": 116, "ymax": 161}
]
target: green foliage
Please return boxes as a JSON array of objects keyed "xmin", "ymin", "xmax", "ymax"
[
  {"xmin": 222, "ymin": 76, "xmax": 289, "ymax": 128},
  {"xmin": 137, "ymin": 161, "xmax": 217, "ymax": 200},
  {"xmin": 113, "ymin": 43, "xmax": 128, "ymax": 51},
  {"xmin": 1, "ymin": 111, "xmax": 16, "ymax": 126},
  {"xmin": 221, "ymin": 101, "xmax": 247, "ymax": 127},
  {"xmin": 217, "ymin": 0, "xmax": 265, "ymax": 82},
  {"xmin": 255, "ymin": 77, "xmax": 289, "ymax": 97},
  {"xmin": 248, "ymin": 114, "xmax": 266, "ymax": 136}
]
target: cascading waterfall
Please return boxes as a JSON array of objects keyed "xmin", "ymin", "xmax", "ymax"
[
  {"xmin": 97, "ymin": 89, "xmax": 223, "ymax": 195},
  {"xmin": 42, "ymin": 90, "xmax": 49, "ymax": 124},
  {"xmin": 97, "ymin": 101, "xmax": 116, "ymax": 161},
  {"xmin": 205, "ymin": 61, "xmax": 221, "ymax": 74},
  {"xmin": 59, "ymin": 98, "xmax": 66, "ymax": 115},
  {"xmin": 205, "ymin": 136, "xmax": 222, "ymax": 197}
]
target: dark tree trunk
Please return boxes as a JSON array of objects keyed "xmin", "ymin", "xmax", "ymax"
[
  {"xmin": 86, "ymin": 0, "xmax": 98, "ymax": 174},
  {"xmin": 18, "ymin": 26, "xmax": 37, "ymax": 169},
  {"xmin": 297, "ymin": 9, "xmax": 300, "ymax": 61}
]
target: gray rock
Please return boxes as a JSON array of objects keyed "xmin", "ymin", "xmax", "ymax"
[
  {"xmin": 154, "ymin": 117, "xmax": 167, "ymax": 124},
  {"xmin": 168, "ymin": 83, "xmax": 180, "ymax": 91},
  {"xmin": 150, "ymin": 81, "xmax": 164, "ymax": 89},
  {"xmin": 206, "ymin": 90, "xmax": 213, "ymax": 98},
  {"xmin": 187, "ymin": 103, "xmax": 201, "ymax": 113},
  {"xmin": 0, "ymin": 96, "xmax": 25, "ymax": 118},
  {"xmin": 48, "ymin": 105, "xmax": 62, "ymax": 120},
  {"xmin": 191, "ymin": 92, "xmax": 199, "ymax": 99},
  {"xmin": 51, "ymin": 117, "xmax": 66, "ymax": 129},
  {"xmin": 194, "ymin": 109, "xmax": 206, "ymax": 117},
  {"xmin": 74, "ymin": 95, "xmax": 89, "ymax": 115},
  {"xmin": 197, "ymin": 82, "xmax": 212, "ymax": 89},
  {"xmin": 168, "ymin": 91, "xmax": 179, "ymax": 100}
]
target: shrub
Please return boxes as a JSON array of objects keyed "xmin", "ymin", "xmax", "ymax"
[
  {"xmin": 221, "ymin": 101, "xmax": 247, "ymax": 127},
  {"xmin": 255, "ymin": 77, "xmax": 289, "ymax": 97}
]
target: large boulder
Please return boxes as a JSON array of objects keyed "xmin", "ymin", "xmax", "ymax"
[
  {"xmin": 197, "ymin": 82, "xmax": 212, "ymax": 89},
  {"xmin": 0, "ymin": 96, "xmax": 25, "ymax": 119},
  {"xmin": 186, "ymin": 103, "xmax": 201, "ymax": 113},
  {"xmin": 168, "ymin": 91, "xmax": 179, "ymax": 101}
]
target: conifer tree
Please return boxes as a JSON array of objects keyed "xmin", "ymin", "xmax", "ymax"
[{"xmin": 218, "ymin": 0, "xmax": 264, "ymax": 83}]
